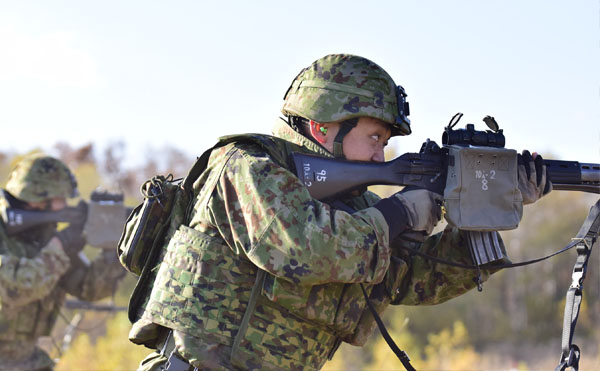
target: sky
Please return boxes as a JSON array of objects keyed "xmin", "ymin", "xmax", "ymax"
[{"xmin": 1, "ymin": 1, "xmax": 599, "ymax": 169}]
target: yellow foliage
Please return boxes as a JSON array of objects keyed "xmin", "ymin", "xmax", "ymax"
[
  {"xmin": 72, "ymin": 162, "xmax": 103, "ymax": 199},
  {"xmin": 55, "ymin": 312, "xmax": 150, "ymax": 371},
  {"xmin": 422, "ymin": 321, "xmax": 481, "ymax": 370},
  {"xmin": 322, "ymin": 348, "xmax": 348, "ymax": 371},
  {"xmin": 365, "ymin": 330, "xmax": 424, "ymax": 371}
]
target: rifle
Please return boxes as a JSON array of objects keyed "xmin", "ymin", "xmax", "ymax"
[
  {"xmin": 291, "ymin": 115, "xmax": 599, "ymax": 200},
  {"xmin": 2, "ymin": 189, "xmax": 132, "ymax": 249},
  {"xmin": 64, "ymin": 299, "xmax": 127, "ymax": 312}
]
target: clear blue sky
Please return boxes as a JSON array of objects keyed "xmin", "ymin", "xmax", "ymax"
[{"xmin": 1, "ymin": 1, "xmax": 599, "ymax": 167}]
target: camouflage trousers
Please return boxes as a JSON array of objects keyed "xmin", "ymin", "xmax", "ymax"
[{"xmin": 0, "ymin": 339, "xmax": 54, "ymax": 371}]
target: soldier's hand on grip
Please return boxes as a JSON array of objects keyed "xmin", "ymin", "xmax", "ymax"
[
  {"xmin": 56, "ymin": 201, "xmax": 88, "ymax": 256},
  {"xmin": 374, "ymin": 187, "xmax": 443, "ymax": 241},
  {"xmin": 518, "ymin": 150, "xmax": 552, "ymax": 205},
  {"xmin": 392, "ymin": 188, "xmax": 443, "ymax": 235},
  {"xmin": 62, "ymin": 200, "xmax": 89, "ymax": 223}
]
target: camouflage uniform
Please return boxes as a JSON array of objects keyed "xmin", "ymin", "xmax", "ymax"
[
  {"xmin": 129, "ymin": 54, "xmax": 505, "ymax": 370},
  {"xmin": 0, "ymin": 155, "xmax": 125, "ymax": 371},
  {"xmin": 133, "ymin": 119, "xmax": 501, "ymax": 370}
]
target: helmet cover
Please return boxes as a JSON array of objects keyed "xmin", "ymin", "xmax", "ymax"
[
  {"xmin": 282, "ymin": 54, "xmax": 411, "ymax": 136},
  {"xmin": 5, "ymin": 154, "xmax": 78, "ymax": 203}
]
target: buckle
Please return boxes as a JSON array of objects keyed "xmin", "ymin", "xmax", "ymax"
[
  {"xmin": 164, "ymin": 350, "xmax": 193, "ymax": 371},
  {"xmin": 570, "ymin": 270, "xmax": 584, "ymax": 289}
]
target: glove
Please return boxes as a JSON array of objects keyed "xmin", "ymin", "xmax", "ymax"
[
  {"xmin": 374, "ymin": 188, "xmax": 443, "ymax": 240},
  {"xmin": 518, "ymin": 150, "xmax": 552, "ymax": 205},
  {"xmin": 393, "ymin": 189, "xmax": 443, "ymax": 234},
  {"xmin": 56, "ymin": 201, "xmax": 88, "ymax": 256}
]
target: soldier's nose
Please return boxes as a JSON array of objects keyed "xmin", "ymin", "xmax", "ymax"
[{"xmin": 372, "ymin": 150, "xmax": 385, "ymax": 163}]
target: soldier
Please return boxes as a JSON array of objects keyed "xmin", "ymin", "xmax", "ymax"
[
  {"xmin": 132, "ymin": 54, "xmax": 550, "ymax": 370},
  {"xmin": 0, "ymin": 154, "xmax": 125, "ymax": 371}
]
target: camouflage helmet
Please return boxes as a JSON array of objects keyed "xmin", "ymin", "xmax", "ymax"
[
  {"xmin": 5, "ymin": 154, "xmax": 78, "ymax": 203},
  {"xmin": 282, "ymin": 54, "xmax": 411, "ymax": 137}
]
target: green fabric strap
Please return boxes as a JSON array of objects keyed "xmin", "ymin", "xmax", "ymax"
[{"xmin": 230, "ymin": 269, "xmax": 267, "ymax": 362}]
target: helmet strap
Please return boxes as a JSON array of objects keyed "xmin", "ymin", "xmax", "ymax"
[{"xmin": 333, "ymin": 118, "xmax": 358, "ymax": 159}]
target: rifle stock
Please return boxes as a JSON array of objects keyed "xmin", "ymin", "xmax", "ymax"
[
  {"xmin": 291, "ymin": 150, "xmax": 446, "ymax": 200},
  {"xmin": 3, "ymin": 206, "xmax": 85, "ymax": 235}
]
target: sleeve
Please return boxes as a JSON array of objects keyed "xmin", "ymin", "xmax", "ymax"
[
  {"xmin": 342, "ymin": 227, "xmax": 505, "ymax": 346},
  {"xmin": 202, "ymin": 146, "xmax": 393, "ymax": 286},
  {"xmin": 61, "ymin": 249, "xmax": 126, "ymax": 301},
  {"xmin": 0, "ymin": 237, "xmax": 71, "ymax": 307},
  {"xmin": 394, "ymin": 226, "xmax": 503, "ymax": 305}
]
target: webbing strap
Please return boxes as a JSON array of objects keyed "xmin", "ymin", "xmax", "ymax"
[
  {"xmin": 555, "ymin": 200, "xmax": 600, "ymax": 371},
  {"xmin": 159, "ymin": 330, "xmax": 197, "ymax": 371},
  {"xmin": 360, "ymin": 284, "xmax": 416, "ymax": 371},
  {"xmin": 398, "ymin": 235, "xmax": 582, "ymax": 270},
  {"xmin": 182, "ymin": 144, "xmax": 220, "ymax": 192},
  {"xmin": 231, "ymin": 269, "xmax": 266, "ymax": 363}
]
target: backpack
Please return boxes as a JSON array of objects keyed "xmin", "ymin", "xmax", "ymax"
[
  {"xmin": 117, "ymin": 140, "xmax": 224, "ymax": 322},
  {"xmin": 117, "ymin": 134, "xmax": 293, "ymax": 322}
]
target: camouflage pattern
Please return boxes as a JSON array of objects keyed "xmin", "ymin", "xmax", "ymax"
[
  {"xmin": 5, "ymin": 154, "xmax": 78, "ymax": 203},
  {"xmin": 0, "ymin": 192, "xmax": 125, "ymax": 370},
  {"xmin": 282, "ymin": 54, "xmax": 411, "ymax": 136},
  {"xmin": 133, "ymin": 118, "xmax": 501, "ymax": 370},
  {"xmin": 0, "ymin": 341, "xmax": 55, "ymax": 371}
]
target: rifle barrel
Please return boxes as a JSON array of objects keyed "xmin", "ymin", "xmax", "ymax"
[
  {"xmin": 581, "ymin": 162, "xmax": 600, "ymax": 183},
  {"xmin": 545, "ymin": 160, "xmax": 600, "ymax": 194}
]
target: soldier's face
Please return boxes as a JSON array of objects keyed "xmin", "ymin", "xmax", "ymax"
[
  {"xmin": 341, "ymin": 117, "xmax": 391, "ymax": 162},
  {"xmin": 316, "ymin": 117, "xmax": 391, "ymax": 162}
]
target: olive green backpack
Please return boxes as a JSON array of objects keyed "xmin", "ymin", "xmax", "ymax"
[
  {"xmin": 117, "ymin": 149, "xmax": 211, "ymax": 322},
  {"xmin": 116, "ymin": 134, "xmax": 291, "ymax": 322}
]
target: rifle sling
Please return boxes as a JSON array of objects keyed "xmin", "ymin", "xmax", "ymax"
[
  {"xmin": 398, "ymin": 235, "xmax": 581, "ymax": 270},
  {"xmin": 555, "ymin": 200, "xmax": 600, "ymax": 371},
  {"xmin": 360, "ymin": 283, "xmax": 416, "ymax": 371}
]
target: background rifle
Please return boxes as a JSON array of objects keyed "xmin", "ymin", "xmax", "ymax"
[
  {"xmin": 3, "ymin": 201, "xmax": 86, "ymax": 235},
  {"xmin": 64, "ymin": 299, "xmax": 127, "ymax": 312},
  {"xmin": 292, "ymin": 116, "xmax": 599, "ymax": 200},
  {"xmin": 2, "ymin": 189, "xmax": 132, "ymax": 249}
]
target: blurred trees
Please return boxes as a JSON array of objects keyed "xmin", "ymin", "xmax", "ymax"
[{"xmin": 1, "ymin": 143, "xmax": 598, "ymax": 370}]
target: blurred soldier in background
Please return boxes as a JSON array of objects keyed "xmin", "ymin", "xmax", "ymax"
[
  {"xmin": 0, "ymin": 154, "xmax": 125, "ymax": 371},
  {"xmin": 132, "ymin": 54, "xmax": 550, "ymax": 370}
]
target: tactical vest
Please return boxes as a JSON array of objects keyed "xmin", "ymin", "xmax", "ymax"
[
  {"xmin": 130, "ymin": 134, "xmax": 382, "ymax": 370},
  {"xmin": 0, "ymin": 220, "xmax": 65, "ymax": 342}
]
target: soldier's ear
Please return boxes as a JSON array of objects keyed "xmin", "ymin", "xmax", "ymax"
[{"xmin": 309, "ymin": 120, "xmax": 328, "ymax": 144}]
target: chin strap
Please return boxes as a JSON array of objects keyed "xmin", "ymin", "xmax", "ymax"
[{"xmin": 332, "ymin": 118, "xmax": 358, "ymax": 158}]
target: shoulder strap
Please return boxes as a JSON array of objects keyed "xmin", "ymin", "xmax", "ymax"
[
  {"xmin": 181, "ymin": 144, "xmax": 220, "ymax": 192},
  {"xmin": 556, "ymin": 200, "xmax": 600, "ymax": 371},
  {"xmin": 181, "ymin": 133, "xmax": 288, "ymax": 192},
  {"xmin": 179, "ymin": 134, "xmax": 260, "ymax": 192}
]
